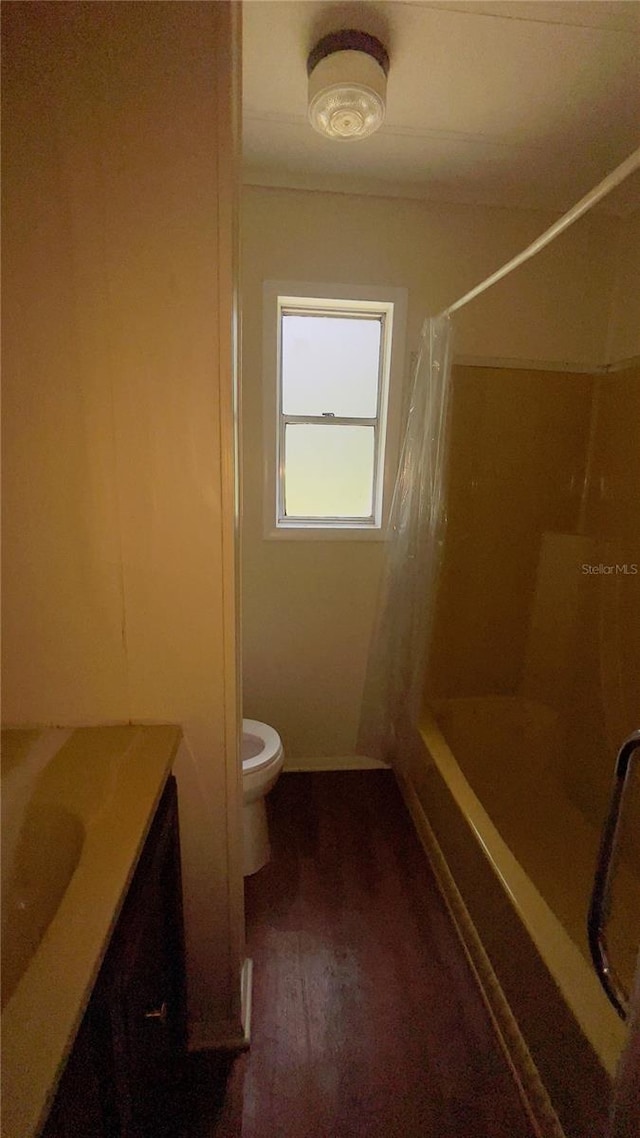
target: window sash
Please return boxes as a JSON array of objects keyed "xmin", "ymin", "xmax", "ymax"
[
  {"xmin": 278, "ymin": 416, "xmax": 379, "ymax": 525},
  {"xmin": 277, "ymin": 306, "xmax": 388, "ymax": 527}
]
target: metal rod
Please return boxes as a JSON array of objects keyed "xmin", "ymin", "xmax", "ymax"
[
  {"xmin": 439, "ymin": 146, "xmax": 640, "ymax": 320},
  {"xmin": 588, "ymin": 730, "xmax": 640, "ymax": 1020}
]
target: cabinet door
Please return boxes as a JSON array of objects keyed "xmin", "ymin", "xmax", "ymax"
[
  {"xmin": 97, "ymin": 777, "xmax": 187, "ymax": 1138},
  {"xmin": 40, "ymin": 1009, "xmax": 112, "ymax": 1138},
  {"xmin": 111, "ymin": 856, "xmax": 185, "ymax": 1134}
]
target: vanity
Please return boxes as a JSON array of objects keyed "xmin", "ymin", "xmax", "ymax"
[{"xmin": 1, "ymin": 726, "xmax": 185, "ymax": 1138}]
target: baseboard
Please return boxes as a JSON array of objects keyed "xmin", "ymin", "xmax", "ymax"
[
  {"xmin": 284, "ymin": 755, "xmax": 390, "ymax": 772},
  {"xmin": 396, "ymin": 770, "xmax": 566, "ymax": 1138},
  {"xmin": 188, "ymin": 958, "xmax": 253, "ymax": 1052}
]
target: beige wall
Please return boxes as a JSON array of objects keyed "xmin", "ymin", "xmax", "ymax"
[
  {"xmin": 241, "ymin": 185, "xmax": 619, "ymax": 761},
  {"xmin": 2, "ymin": 2, "xmax": 243, "ymax": 1046}
]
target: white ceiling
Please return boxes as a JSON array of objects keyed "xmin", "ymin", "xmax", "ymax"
[{"xmin": 243, "ymin": 1, "xmax": 640, "ymax": 214}]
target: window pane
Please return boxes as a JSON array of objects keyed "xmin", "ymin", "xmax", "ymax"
[
  {"xmin": 284, "ymin": 424, "xmax": 375, "ymax": 519},
  {"xmin": 281, "ymin": 314, "xmax": 381, "ymax": 417}
]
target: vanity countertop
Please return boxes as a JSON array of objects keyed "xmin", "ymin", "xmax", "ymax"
[{"xmin": 1, "ymin": 724, "xmax": 181, "ymax": 1138}]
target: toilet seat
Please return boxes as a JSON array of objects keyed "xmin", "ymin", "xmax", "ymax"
[{"xmin": 242, "ymin": 718, "xmax": 283, "ymax": 775}]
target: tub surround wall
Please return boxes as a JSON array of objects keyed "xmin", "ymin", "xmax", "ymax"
[
  {"xmin": 428, "ymin": 360, "xmax": 640, "ymax": 889},
  {"xmin": 606, "ymin": 212, "xmax": 640, "ymax": 363},
  {"xmin": 560, "ymin": 363, "xmax": 640, "ymax": 870},
  {"xmin": 428, "ymin": 355, "xmax": 639, "ymax": 834},
  {"xmin": 241, "ymin": 185, "xmax": 621, "ymax": 765},
  {"xmin": 2, "ymin": 2, "xmax": 243, "ymax": 1048},
  {"xmin": 428, "ymin": 366, "xmax": 594, "ymax": 699}
]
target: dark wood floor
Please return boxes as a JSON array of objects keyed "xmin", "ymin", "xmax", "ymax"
[{"xmin": 184, "ymin": 771, "xmax": 539, "ymax": 1138}]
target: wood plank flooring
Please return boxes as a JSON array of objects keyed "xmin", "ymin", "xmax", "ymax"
[{"xmin": 185, "ymin": 771, "xmax": 539, "ymax": 1138}]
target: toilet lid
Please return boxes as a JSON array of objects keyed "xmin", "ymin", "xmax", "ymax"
[{"xmin": 241, "ymin": 718, "xmax": 283, "ymax": 773}]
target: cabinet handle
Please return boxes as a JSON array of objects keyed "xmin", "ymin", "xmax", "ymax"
[{"xmin": 145, "ymin": 1001, "xmax": 168, "ymax": 1023}]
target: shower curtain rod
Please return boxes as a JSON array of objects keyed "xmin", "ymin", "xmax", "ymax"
[{"xmin": 439, "ymin": 145, "xmax": 640, "ymax": 320}]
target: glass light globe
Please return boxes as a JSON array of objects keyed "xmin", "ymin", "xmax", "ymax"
[
  {"xmin": 309, "ymin": 84, "xmax": 385, "ymax": 140},
  {"xmin": 307, "ymin": 47, "xmax": 387, "ymax": 142}
]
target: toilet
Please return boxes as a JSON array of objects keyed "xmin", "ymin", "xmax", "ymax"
[{"xmin": 242, "ymin": 718, "xmax": 284, "ymax": 876}]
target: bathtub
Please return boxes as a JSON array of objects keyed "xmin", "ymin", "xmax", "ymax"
[
  {"xmin": 1, "ymin": 724, "xmax": 181, "ymax": 1138},
  {"xmin": 398, "ymin": 696, "xmax": 636, "ymax": 1138}
]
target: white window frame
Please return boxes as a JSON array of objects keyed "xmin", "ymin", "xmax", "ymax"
[{"xmin": 263, "ymin": 281, "xmax": 408, "ymax": 541}]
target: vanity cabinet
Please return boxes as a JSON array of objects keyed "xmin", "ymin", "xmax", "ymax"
[{"xmin": 42, "ymin": 776, "xmax": 186, "ymax": 1138}]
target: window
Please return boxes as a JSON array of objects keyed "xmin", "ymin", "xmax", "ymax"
[{"xmin": 263, "ymin": 283, "xmax": 407, "ymax": 538}]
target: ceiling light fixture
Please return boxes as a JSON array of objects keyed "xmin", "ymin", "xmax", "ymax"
[{"xmin": 307, "ymin": 30, "xmax": 389, "ymax": 142}]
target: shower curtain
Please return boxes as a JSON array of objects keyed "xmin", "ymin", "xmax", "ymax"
[{"xmin": 357, "ymin": 314, "xmax": 454, "ymax": 764}]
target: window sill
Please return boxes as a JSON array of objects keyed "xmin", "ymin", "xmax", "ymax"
[{"xmin": 265, "ymin": 524, "xmax": 389, "ymax": 542}]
